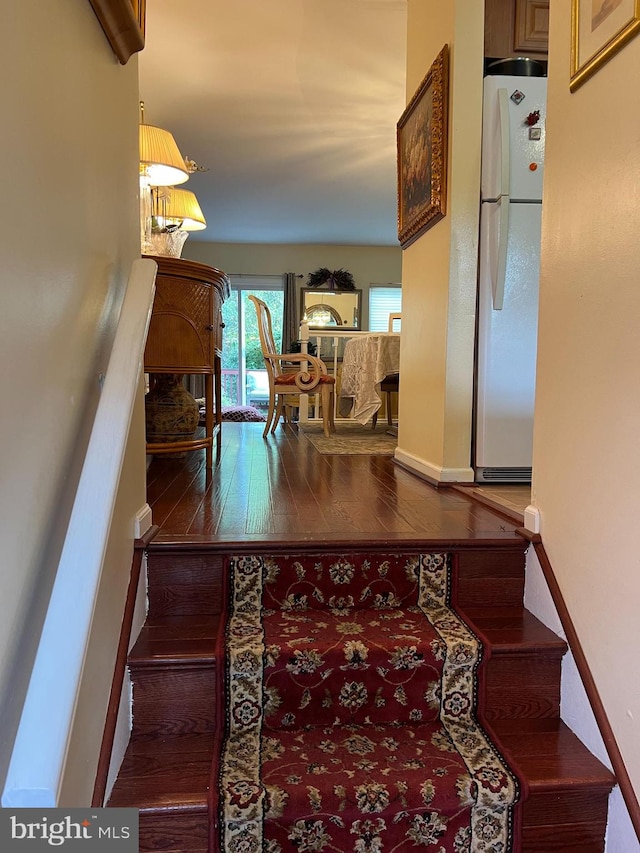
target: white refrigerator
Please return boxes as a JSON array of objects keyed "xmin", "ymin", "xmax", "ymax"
[{"xmin": 474, "ymin": 73, "xmax": 547, "ymax": 483}]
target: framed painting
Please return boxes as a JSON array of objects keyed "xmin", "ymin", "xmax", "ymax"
[
  {"xmin": 570, "ymin": 0, "xmax": 640, "ymax": 91},
  {"xmin": 89, "ymin": 0, "xmax": 146, "ymax": 65},
  {"xmin": 397, "ymin": 44, "xmax": 449, "ymax": 248}
]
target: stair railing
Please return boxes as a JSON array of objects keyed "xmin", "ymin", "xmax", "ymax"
[{"xmin": 1, "ymin": 257, "xmax": 157, "ymax": 807}]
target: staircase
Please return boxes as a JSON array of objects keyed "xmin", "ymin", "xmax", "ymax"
[
  {"xmin": 108, "ymin": 549, "xmax": 224, "ymax": 852},
  {"xmin": 107, "ymin": 541, "xmax": 615, "ymax": 852}
]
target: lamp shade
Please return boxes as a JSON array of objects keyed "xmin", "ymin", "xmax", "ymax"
[
  {"xmin": 161, "ymin": 188, "xmax": 207, "ymax": 231},
  {"xmin": 139, "ymin": 123, "xmax": 189, "ymax": 186}
]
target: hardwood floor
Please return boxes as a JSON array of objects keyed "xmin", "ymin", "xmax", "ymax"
[
  {"xmin": 146, "ymin": 420, "xmax": 523, "ymax": 543},
  {"xmin": 453, "ymin": 482, "xmax": 531, "ymax": 523}
]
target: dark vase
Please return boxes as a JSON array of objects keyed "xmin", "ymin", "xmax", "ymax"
[{"xmin": 145, "ymin": 374, "xmax": 199, "ymax": 456}]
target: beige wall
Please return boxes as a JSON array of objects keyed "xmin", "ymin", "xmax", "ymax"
[
  {"xmin": 0, "ymin": 1, "xmax": 143, "ymax": 799},
  {"xmin": 395, "ymin": 0, "xmax": 484, "ymax": 482},
  {"xmin": 530, "ymin": 0, "xmax": 640, "ymax": 812},
  {"xmin": 183, "ymin": 240, "xmax": 401, "ymax": 330},
  {"xmin": 399, "ymin": 2, "xmax": 639, "ymax": 840}
]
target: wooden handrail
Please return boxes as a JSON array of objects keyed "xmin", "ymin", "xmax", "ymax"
[{"xmin": 517, "ymin": 527, "xmax": 640, "ymax": 842}]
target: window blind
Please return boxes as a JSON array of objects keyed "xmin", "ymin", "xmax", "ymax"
[{"xmin": 368, "ymin": 285, "xmax": 402, "ymax": 331}]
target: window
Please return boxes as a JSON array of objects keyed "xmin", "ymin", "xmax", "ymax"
[{"xmin": 368, "ymin": 285, "xmax": 402, "ymax": 332}]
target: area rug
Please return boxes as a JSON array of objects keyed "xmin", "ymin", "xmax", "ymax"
[
  {"xmin": 215, "ymin": 553, "xmax": 523, "ymax": 852},
  {"xmin": 299, "ymin": 421, "xmax": 397, "ymax": 455}
]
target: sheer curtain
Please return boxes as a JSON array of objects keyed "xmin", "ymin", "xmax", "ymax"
[{"xmin": 281, "ymin": 272, "xmax": 300, "ymax": 353}]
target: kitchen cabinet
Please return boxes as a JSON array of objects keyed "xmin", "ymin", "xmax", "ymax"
[
  {"xmin": 485, "ymin": 0, "xmax": 549, "ymax": 60},
  {"xmin": 143, "ymin": 255, "xmax": 230, "ymax": 468}
]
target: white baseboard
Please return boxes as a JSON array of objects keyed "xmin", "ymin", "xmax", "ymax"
[
  {"xmin": 394, "ymin": 448, "xmax": 475, "ymax": 484},
  {"xmin": 134, "ymin": 503, "xmax": 153, "ymax": 539}
]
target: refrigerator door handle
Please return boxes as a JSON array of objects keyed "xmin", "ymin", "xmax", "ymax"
[
  {"xmin": 494, "ymin": 195, "xmax": 510, "ymax": 311},
  {"xmin": 498, "ymin": 87, "xmax": 510, "ymax": 198},
  {"xmin": 492, "ymin": 88, "xmax": 510, "ymax": 309}
]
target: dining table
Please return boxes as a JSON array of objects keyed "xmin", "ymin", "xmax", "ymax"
[{"xmin": 339, "ymin": 332, "xmax": 401, "ymax": 425}]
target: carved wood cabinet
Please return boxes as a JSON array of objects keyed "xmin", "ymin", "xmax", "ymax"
[{"xmin": 143, "ymin": 255, "xmax": 230, "ymax": 468}]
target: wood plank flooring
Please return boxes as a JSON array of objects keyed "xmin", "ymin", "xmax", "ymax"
[
  {"xmin": 452, "ymin": 482, "xmax": 531, "ymax": 522},
  {"xmin": 146, "ymin": 421, "xmax": 522, "ymax": 544}
]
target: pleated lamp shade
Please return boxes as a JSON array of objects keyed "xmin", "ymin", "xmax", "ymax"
[
  {"xmin": 160, "ymin": 188, "xmax": 207, "ymax": 231},
  {"xmin": 139, "ymin": 123, "xmax": 189, "ymax": 186}
]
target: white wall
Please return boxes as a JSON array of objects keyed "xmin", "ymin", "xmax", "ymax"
[
  {"xmin": 527, "ymin": 2, "xmax": 640, "ymax": 848},
  {"xmin": 524, "ymin": 550, "xmax": 638, "ymax": 851},
  {"xmin": 395, "ymin": 0, "xmax": 484, "ymax": 483},
  {"xmin": 0, "ymin": 1, "xmax": 143, "ymax": 799},
  {"xmin": 183, "ymin": 240, "xmax": 401, "ymax": 330}
]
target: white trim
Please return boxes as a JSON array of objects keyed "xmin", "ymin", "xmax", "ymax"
[
  {"xmin": 523, "ymin": 504, "xmax": 541, "ymax": 534},
  {"xmin": 1, "ymin": 258, "xmax": 157, "ymax": 808},
  {"xmin": 228, "ymin": 274, "xmax": 283, "ymax": 290},
  {"xmin": 394, "ymin": 448, "xmax": 475, "ymax": 483},
  {"xmin": 134, "ymin": 503, "xmax": 153, "ymax": 539}
]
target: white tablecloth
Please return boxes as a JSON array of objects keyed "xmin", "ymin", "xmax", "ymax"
[{"xmin": 339, "ymin": 333, "xmax": 401, "ymax": 424}]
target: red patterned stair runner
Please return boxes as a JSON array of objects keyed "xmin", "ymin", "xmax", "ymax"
[{"xmin": 216, "ymin": 553, "xmax": 522, "ymax": 852}]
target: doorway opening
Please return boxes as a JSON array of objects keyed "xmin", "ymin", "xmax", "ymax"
[{"xmin": 221, "ymin": 276, "xmax": 284, "ymax": 413}]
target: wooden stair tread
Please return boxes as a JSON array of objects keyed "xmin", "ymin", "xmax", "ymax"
[
  {"xmin": 462, "ymin": 606, "xmax": 568, "ymax": 655},
  {"xmin": 491, "ymin": 718, "xmax": 615, "ymax": 790},
  {"xmin": 129, "ymin": 614, "xmax": 221, "ymax": 665},
  {"xmin": 113, "ymin": 795, "xmax": 209, "ymax": 815},
  {"xmin": 108, "ymin": 733, "xmax": 214, "ymax": 812}
]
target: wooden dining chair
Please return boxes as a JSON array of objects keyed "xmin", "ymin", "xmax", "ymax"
[
  {"xmin": 248, "ymin": 295, "xmax": 336, "ymax": 438},
  {"xmin": 388, "ymin": 313, "xmax": 402, "ymax": 333},
  {"xmin": 372, "ymin": 313, "xmax": 401, "ymax": 428}
]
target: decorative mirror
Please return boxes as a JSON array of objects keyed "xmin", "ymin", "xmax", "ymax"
[{"xmin": 300, "ymin": 288, "xmax": 362, "ymax": 329}]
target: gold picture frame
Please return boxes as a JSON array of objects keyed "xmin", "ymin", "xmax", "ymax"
[
  {"xmin": 89, "ymin": 0, "xmax": 146, "ymax": 65},
  {"xmin": 397, "ymin": 44, "xmax": 449, "ymax": 248},
  {"xmin": 570, "ymin": 0, "xmax": 640, "ymax": 91}
]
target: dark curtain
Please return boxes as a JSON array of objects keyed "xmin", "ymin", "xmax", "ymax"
[{"xmin": 281, "ymin": 272, "xmax": 299, "ymax": 353}]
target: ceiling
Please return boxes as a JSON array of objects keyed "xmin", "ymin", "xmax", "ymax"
[{"xmin": 139, "ymin": 0, "xmax": 407, "ymax": 246}]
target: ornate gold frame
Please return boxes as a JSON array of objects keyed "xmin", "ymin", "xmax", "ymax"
[
  {"xmin": 397, "ymin": 44, "xmax": 449, "ymax": 248},
  {"xmin": 89, "ymin": 0, "xmax": 146, "ymax": 65},
  {"xmin": 570, "ymin": 0, "xmax": 640, "ymax": 91}
]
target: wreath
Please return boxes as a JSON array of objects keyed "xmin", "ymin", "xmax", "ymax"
[{"xmin": 307, "ymin": 267, "xmax": 356, "ymax": 291}]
